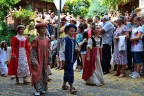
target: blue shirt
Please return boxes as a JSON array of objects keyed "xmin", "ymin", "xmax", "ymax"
[
  {"xmin": 102, "ymin": 21, "xmax": 114, "ymax": 46},
  {"xmin": 76, "ymin": 33, "xmax": 83, "ymax": 43}
]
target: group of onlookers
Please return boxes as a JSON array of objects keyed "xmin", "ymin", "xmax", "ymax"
[{"xmin": 0, "ymin": 9, "xmax": 144, "ymax": 95}]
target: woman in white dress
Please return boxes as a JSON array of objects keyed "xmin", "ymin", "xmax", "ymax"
[
  {"xmin": 82, "ymin": 25, "xmax": 104, "ymax": 86},
  {"xmin": 0, "ymin": 41, "xmax": 8, "ymax": 76}
]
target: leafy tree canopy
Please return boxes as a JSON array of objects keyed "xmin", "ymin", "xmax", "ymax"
[
  {"xmin": 0, "ymin": 0, "xmax": 20, "ymax": 20},
  {"xmin": 0, "ymin": 0, "xmax": 20, "ymax": 43},
  {"xmin": 100, "ymin": 0, "xmax": 130, "ymax": 8},
  {"xmin": 65, "ymin": 0, "xmax": 91, "ymax": 17},
  {"xmin": 86, "ymin": 0, "xmax": 109, "ymax": 18}
]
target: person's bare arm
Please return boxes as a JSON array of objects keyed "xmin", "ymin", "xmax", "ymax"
[
  {"xmin": 87, "ymin": 47, "xmax": 91, "ymax": 61},
  {"xmin": 130, "ymin": 32, "xmax": 143, "ymax": 42},
  {"xmin": 112, "ymin": 21, "xmax": 118, "ymax": 28}
]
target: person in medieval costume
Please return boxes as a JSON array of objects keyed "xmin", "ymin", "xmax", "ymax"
[
  {"xmin": 30, "ymin": 23, "xmax": 50, "ymax": 96},
  {"xmin": 82, "ymin": 25, "xmax": 104, "ymax": 86},
  {"xmin": 0, "ymin": 41, "xmax": 8, "ymax": 77},
  {"xmin": 8, "ymin": 25, "xmax": 30, "ymax": 84},
  {"xmin": 60, "ymin": 24, "xmax": 79, "ymax": 95}
]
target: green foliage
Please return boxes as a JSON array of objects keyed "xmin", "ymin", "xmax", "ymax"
[
  {"xmin": 11, "ymin": 9, "xmax": 36, "ymax": 35},
  {"xmin": 0, "ymin": 0, "xmax": 20, "ymax": 19},
  {"xmin": 28, "ymin": 35, "xmax": 36, "ymax": 43},
  {"xmin": 86, "ymin": 0, "xmax": 109, "ymax": 18},
  {"xmin": 45, "ymin": 0, "xmax": 53, "ymax": 2},
  {"xmin": 12, "ymin": 9, "xmax": 36, "ymax": 22},
  {"xmin": 0, "ymin": 0, "xmax": 20, "ymax": 43},
  {"xmin": 100, "ymin": 0, "xmax": 130, "ymax": 9},
  {"xmin": 65, "ymin": 0, "xmax": 91, "ymax": 17},
  {"xmin": 0, "ymin": 28, "xmax": 17, "ymax": 45}
]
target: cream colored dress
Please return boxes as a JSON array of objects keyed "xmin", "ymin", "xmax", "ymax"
[{"xmin": 86, "ymin": 37, "xmax": 104, "ymax": 86}]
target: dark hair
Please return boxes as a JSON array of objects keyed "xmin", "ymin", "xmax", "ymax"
[
  {"xmin": 92, "ymin": 25, "xmax": 96, "ymax": 31},
  {"xmin": 79, "ymin": 16, "xmax": 84, "ymax": 19},
  {"xmin": 64, "ymin": 24, "xmax": 77, "ymax": 33},
  {"xmin": 71, "ymin": 20, "xmax": 76, "ymax": 25},
  {"xmin": 87, "ymin": 18, "xmax": 93, "ymax": 24},
  {"xmin": 134, "ymin": 16, "xmax": 141, "ymax": 22},
  {"xmin": 78, "ymin": 24, "xmax": 84, "ymax": 33},
  {"xmin": 95, "ymin": 16, "xmax": 100, "ymax": 20},
  {"xmin": 83, "ymin": 23, "xmax": 87, "ymax": 29},
  {"xmin": 1, "ymin": 42, "xmax": 7, "ymax": 51},
  {"xmin": 91, "ymin": 22, "xmax": 95, "ymax": 26},
  {"xmin": 134, "ymin": 16, "xmax": 141, "ymax": 26},
  {"xmin": 118, "ymin": 16, "xmax": 125, "ymax": 24},
  {"xmin": 61, "ymin": 18, "xmax": 67, "ymax": 21}
]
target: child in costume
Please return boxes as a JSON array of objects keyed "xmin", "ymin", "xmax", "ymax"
[
  {"xmin": 8, "ymin": 25, "xmax": 30, "ymax": 84},
  {"xmin": 82, "ymin": 25, "xmax": 104, "ymax": 86},
  {"xmin": 60, "ymin": 24, "xmax": 79, "ymax": 95},
  {"xmin": 0, "ymin": 41, "xmax": 8, "ymax": 76},
  {"xmin": 30, "ymin": 23, "xmax": 50, "ymax": 96}
]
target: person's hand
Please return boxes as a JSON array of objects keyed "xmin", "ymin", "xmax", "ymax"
[
  {"xmin": 128, "ymin": 28, "xmax": 132, "ymax": 32},
  {"xmin": 115, "ymin": 37, "xmax": 119, "ymax": 42},
  {"xmin": 130, "ymin": 38, "xmax": 134, "ymax": 42},
  {"xmin": 87, "ymin": 56, "xmax": 90, "ymax": 61},
  {"xmin": 134, "ymin": 41, "xmax": 138, "ymax": 45},
  {"xmin": 12, "ymin": 56, "xmax": 16, "ymax": 58},
  {"xmin": 32, "ymin": 65, "xmax": 38, "ymax": 70},
  {"xmin": 83, "ymin": 38, "xmax": 87, "ymax": 43},
  {"xmin": 130, "ymin": 38, "xmax": 139, "ymax": 44},
  {"xmin": 132, "ymin": 41, "xmax": 138, "ymax": 45},
  {"xmin": 5, "ymin": 61, "xmax": 9, "ymax": 65}
]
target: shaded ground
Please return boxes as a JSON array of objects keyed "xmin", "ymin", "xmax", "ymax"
[{"xmin": 0, "ymin": 69, "xmax": 144, "ymax": 96}]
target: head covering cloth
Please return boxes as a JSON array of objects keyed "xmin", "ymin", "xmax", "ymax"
[
  {"xmin": 17, "ymin": 25, "xmax": 25, "ymax": 30},
  {"xmin": 35, "ymin": 23, "xmax": 47, "ymax": 29}
]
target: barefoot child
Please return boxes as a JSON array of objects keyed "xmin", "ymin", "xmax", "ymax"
[
  {"xmin": 31, "ymin": 23, "xmax": 50, "ymax": 96},
  {"xmin": 60, "ymin": 24, "xmax": 79, "ymax": 94}
]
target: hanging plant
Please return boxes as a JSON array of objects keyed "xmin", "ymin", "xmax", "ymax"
[{"xmin": 11, "ymin": 9, "xmax": 36, "ymax": 23}]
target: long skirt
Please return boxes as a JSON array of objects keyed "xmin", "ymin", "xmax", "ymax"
[
  {"xmin": 86, "ymin": 50, "xmax": 104, "ymax": 86},
  {"xmin": 34, "ymin": 65, "xmax": 48, "ymax": 92},
  {"xmin": 0, "ymin": 59, "xmax": 8, "ymax": 75}
]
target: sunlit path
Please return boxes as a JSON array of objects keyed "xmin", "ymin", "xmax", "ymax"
[{"xmin": 0, "ymin": 69, "xmax": 144, "ymax": 96}]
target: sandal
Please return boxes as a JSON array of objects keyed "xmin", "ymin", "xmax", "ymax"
[
  {"xmin": 47, "ymin": 78, "xmax": 52, "ymax": 82},
  {"xmin": 70, "ymin": 87, "xmax": 77, "ymax": 95},
  {"xmin": 1, "ymin": 74, "xmax": 7, "ymax": 77},
  {"xmin": 11, "ymin": 77, "xmax": 15, "ymax": 80},
  {"xmin": 34, "ymin": 92, "xmax": 40, "ymax": 96},
  {"xmin": 40, "ymin": 91, "xmax": 46, "ymax": 94},
  {"xmin": 62, "ymin": 85, "xmax": 69, "ymax": 90}
]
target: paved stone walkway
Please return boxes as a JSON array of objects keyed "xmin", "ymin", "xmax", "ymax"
[{"xmin": 0, "ymin": 69, "xmax": 144, "ymax": 96}]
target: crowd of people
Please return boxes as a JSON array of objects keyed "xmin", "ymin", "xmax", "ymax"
[{"xmin": 0, "ymin": 10, "xmax": 144, "ymax": 96}]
